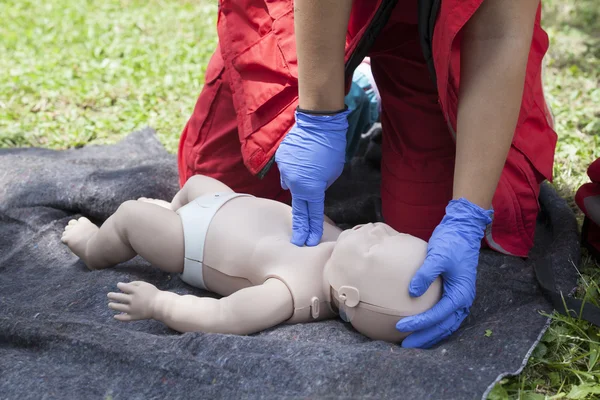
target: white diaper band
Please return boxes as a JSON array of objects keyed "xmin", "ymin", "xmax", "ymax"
[{"xmin": 176, "ymin": 192, "xmax": 253, "ymax": 289}]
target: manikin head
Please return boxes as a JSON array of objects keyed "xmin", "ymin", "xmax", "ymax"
[{"xmin": 324, "ymin": 223, "xmax": 442, "ymax": 343}]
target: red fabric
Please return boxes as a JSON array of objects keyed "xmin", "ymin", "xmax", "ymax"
[
  {"xmin": 587, "ymin": 158, "xmax": 600, "ymax": 183},
  {"xmin": 576, "ymin": 159, "xmax": 600, "ymax": 258},
  {"xmin": 576, "ymin": 182, "xmax": 600, "ymax": 224},
  {"xmin": 177, "ymin": 44, "xmax": 290, "ymax": 202},
  {"xmin": 178, "ymin": 0, "xmax": 557, "ymax": 257},
  {"xmin": 368, "ymin": 2, "xmax": 455, "ymax": 241}
]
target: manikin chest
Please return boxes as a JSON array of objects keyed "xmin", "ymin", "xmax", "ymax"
[{"xmin": 198, "ymin": 196, "xmax": 340, "ymax": 322}]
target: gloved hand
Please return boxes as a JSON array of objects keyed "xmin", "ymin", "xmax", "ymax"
[
  {"xmin": 275, "ymin": 108, "xmax": 350, "ymax": 246},
  {"xmin": 396, "ymin": 198, "xmax": 493, "ymax": 348}
]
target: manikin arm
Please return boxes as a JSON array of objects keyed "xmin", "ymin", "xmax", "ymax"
[{"xmin": 108, "ymin": 278, "xmax": 294, "ymax": 335}]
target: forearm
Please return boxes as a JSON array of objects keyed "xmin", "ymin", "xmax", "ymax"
[
  {"xmin": 152, "ymin": 291, "xmax": 229, "ymax": 333},
  {"xmin": 453, "ymin": 0, "xmax": 539, "ymax": 209},
  {"xmin": 294, "ymin": 0, "xmax": 353, "ymax": 111}
]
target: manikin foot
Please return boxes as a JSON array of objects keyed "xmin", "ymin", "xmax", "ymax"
[
  {"xmin": 61, "ymin": 217, "xmax": 101, "ymax": 270},
  {"xmin": 137, "ymin": 197, "xmax": 172, "ymax": 210}
]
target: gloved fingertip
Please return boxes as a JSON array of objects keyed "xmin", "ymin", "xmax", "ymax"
[
  {"xmin": 305, "ymin": 232, "xmax": 322, "ymax": 247},
  {"xmin": 400, "ymin": 335, "xmax": 422, "ymax": 349},
  {"xmin": 408, "ymin": 279, "xmax": 428, "ymax": 297},
  {"xmin": 408, "ymin": 260, "xmax": 440, "ymax": 297},
  {"xmin": 400, "ymin": 331, "xmax": 437, "ymax": 349},
  {"xmin": 395, "ymin": 317, "xmax": 415, "ymax": 332},
  {"xmin": 291, "ymin": 230, "xmax": 308, "ymax": 247},
  {"xmin": 408, "ymin": 287, "xmax": 420, "ymax": 298},
  {"xmin": 306, "ymin": 225, "xmax": 324, "ymax": 246},
  {"xmin": 290, "ymin": 238, "xmax": 305, "ymax": 247}
]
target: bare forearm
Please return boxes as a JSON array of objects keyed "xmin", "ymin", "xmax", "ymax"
[
  {"xmin": 453, "ymin": 0, "xmax": 539, "ymax": 208},
  {"xmin": 294, "ymin": 0, "xmax": 353, "ymax": 111}
]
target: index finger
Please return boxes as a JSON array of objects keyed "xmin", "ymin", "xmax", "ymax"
[
  {"xmin": 305, "ymin": 199, "xmax": 325, "ymax": 246},
  {"xmin": 291, "ymin": 198, "xmax": 310, "ymax": 246}
]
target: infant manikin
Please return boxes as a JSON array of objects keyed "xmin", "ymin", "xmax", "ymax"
[{"xmin": 62, "ymin": 175, "xmax": 442, "ymax": 343}]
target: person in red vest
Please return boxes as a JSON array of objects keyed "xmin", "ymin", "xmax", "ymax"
[{"xmin": 178, "ymin": 0, "xmax": 556, "ymax": 348}]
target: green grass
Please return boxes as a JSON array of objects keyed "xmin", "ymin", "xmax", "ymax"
[
  {"xmin": 1, "ymin": 0, "xmax": 600, "ymax": 398},
  {"xmin": 543, "ymin": 1, "xmax": 600, "ymax": 206},
  {"xmin": 0, "ymin": 0, "xmax": 217, "ymax": 152}
]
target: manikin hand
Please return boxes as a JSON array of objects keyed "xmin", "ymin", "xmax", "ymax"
[
  {"xmin": 396, "ymin": 199, "xmax": 493, "ymax": 348},
  {"xmin": 275, "ymin": 109, "xmax": 350, "ymax": 246},
  {"xmin": 107, "ymin": 281, "xmax": 160, "ymax": 321}
]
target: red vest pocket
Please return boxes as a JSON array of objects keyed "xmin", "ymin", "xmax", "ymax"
[{"xmin": 231, "ymin": 31, "xmax": 297, "ymax": 137}]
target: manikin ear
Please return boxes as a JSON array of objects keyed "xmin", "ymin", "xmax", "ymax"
[{"xmin": 338, "ymin": 286, "xmax": 360, "ymax": 307}]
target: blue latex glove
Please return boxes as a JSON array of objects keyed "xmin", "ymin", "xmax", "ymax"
[
  {"xmin": 275, "ymin": 109, "xmax": 350, "ymax": 246},
  {"xmin": 396, "ymin": 198, "xmax": 494, "ymax": 348}
]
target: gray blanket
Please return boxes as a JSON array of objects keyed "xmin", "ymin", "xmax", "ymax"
[{"xmin": 0, "ymin": 128, "xmax": 580, "ymax": 400}]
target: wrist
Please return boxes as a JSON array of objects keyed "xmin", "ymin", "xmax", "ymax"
[
  {"xmin": 296, "ymin": 105, "xmax": 348, "ymax": 116},
  {"xmin": 295, "ymin": 106, "xmax": 350, "ymax": 121},
  {"xmin": 294, "ymin": 107, "xmax": 350, "ymax": 135},
  {"xmin": 151, "ymin": 290, "xmax": 174, "ymax": 321},
  {"xmin": 297, "ymin": 78, "xmax": 345, "ymax": 112},
  {"xmin": 445, "ymin": 198, "xmax": 493, "ymax": 228}
]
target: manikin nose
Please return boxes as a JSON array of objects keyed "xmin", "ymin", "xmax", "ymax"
[{"xmin": 369, "ymin": 223, "xmax": 387, "ymax": 237}]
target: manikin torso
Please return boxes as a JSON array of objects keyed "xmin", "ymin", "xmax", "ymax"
[{"xmin": 201, "ymin": 196, "xmax": 342, "ymax": 323}]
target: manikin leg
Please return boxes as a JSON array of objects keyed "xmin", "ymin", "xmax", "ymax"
[
  {"xmin": 138, "ymin": 174, "xmax": 234, "ymax": 211},
  {"xmin": 62, "ymin": 174, "xmax": 233, "ymax": 271},
  {"xmin": 62, "ymin": 202, "xmax": 185, "ymax": 272},
  {"xmin": 170, "ymin": 174, "xmax": 234, "ymax": 210}
]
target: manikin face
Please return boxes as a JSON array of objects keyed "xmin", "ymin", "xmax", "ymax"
[
  {"xmin": 324, "ymin": 223, "xmax": 442, "ymax": 343},
  {"xmin": 339, "ymin": 222, "xmax": 399, "ymax": 249},
  {"xmin": 329, "ymin": 223, "xmax": 405, "ymax": 277}
]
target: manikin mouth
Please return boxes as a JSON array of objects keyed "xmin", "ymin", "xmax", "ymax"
[
  {"xmin": 329, "ymin": 287, "xmax": 341, "ymax": 317},
  {"xmin": 330, "ymin": 287, "xmax": 353, "ymax": 322}
]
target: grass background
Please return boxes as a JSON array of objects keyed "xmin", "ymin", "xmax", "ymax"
[
  {"xmin": 0, "ymin": 0, "xmax": 218, "ymax": 152},
  {"xmin": 1, "ymin": 0, "xmax": 599, "ymax": 398}
]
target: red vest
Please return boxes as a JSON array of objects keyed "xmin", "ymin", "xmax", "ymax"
[{"xmin": 215, "ymin": 0, "xmax": 556, "ymax": 181}]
